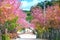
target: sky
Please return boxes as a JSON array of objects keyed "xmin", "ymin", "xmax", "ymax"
[{"xmin": 19, "ymin": 0, "xmax": 50, "ymax": 11}]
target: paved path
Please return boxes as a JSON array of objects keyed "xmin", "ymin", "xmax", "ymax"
[{"xmin": 11, "ymin": 38, "xmax": 48, "ymax": 40}]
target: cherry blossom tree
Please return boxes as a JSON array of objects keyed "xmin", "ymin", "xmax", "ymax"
[{"xmin": 0, "ymin": 0, "xmax": 31, "ymax": 39}]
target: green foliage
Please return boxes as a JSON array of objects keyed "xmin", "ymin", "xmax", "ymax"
[
  {"xmin": 46, "ymin": 1, "xmax": 53, "ymax": 6},
  {"xmin": 26, "ymin": 16, "xmax": 33, "ymax": 22},
  {"xmin": 24, "ymin": 11, "xmax": 31, "ymax": 16},
  {"xmin": 51, "ymin": 0, "xmax": 60, "ymax": 6},
  {"xmin": 24, "ymin": 11, "xmax": 33, "ymax": 22},
  {"xmin": 2, "ymin": 34, "xmax": 10, "ymax": 40},
  {"xmin": 37, "ymin": 1, "xmax": 53, "ymax": 9},
  {"xmin": 37, "ymin": 2, "xmax": 44, "ymax": 9},
  {"xmin": 4, "ymin": 17, "xmax": 19, "ymax": 31}
]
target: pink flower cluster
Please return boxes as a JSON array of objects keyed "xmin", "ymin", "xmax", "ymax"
[
  {"xmin": 46, "ymin": 5, "xmax": 60, "ymax": 28},
  {"xmin": 0, "ymin": 0, "xmax": 31, "ymax": 28},
  {"xmin": 31, "ymin": 5, "xmax": 60, "ymax": 29},
  {"xmin": 31, "ymin": 7, "xmax": 45, "ymax": 26}
]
